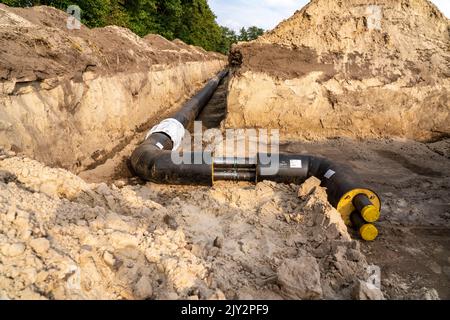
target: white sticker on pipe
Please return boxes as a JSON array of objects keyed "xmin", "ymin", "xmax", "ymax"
[
  {"xmin": 156, "ymin": 142, "xmax": 164, "ymax": 150},
  {"xmin": 290, "ymin": 159, "xmax": 303, "ymax": 168},
  {"xmin": 324, "ymin": 169, "xmax": 336, "ymax": 179},
  {"xmin": 146, "ymin": 118, "xmax": 185, "ymax": 151}
]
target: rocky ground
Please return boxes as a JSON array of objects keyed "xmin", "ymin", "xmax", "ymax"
[
  {"xmin": 278, "ymin": 137, "xmax": 450, "ymax": 299},
  {"xmin": 0, "ymin": 149, "xmax": 384, "ymax": 300},
  {"xmin": 1, "ymin": 135, "xmax": 447, "ymax": 300},
  {"xmin": 2, "ymin": 76, "xmax": 448, "ymax": 300}
]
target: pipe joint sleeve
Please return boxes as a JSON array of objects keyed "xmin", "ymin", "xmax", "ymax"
[{"xmin": 147, "ymin": 118, "xmax": 185, "ymax": 151}]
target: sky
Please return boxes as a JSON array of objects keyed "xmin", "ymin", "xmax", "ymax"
[{"xmin": 209, "ymin": 0, "xmax": 450, "ymax": 32}]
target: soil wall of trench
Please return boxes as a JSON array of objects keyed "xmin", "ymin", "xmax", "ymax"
[
  {"xmin": 0, "ymin": 4, "xmax": 227, "ymax": 173},
  {"xmin": 0, "ymin": 61, "xmax": 225, "ymax": 172}
]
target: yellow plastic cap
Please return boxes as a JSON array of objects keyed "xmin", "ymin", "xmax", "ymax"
[
  {"xmin": 360, "ymin": 224, "xmax": 379, "ymax": 241},
  {"xmin": 361, "ymin": 205, "xmax": 380, "ymax": 223}
]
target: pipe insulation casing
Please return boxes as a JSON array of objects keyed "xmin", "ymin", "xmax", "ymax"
[
  {"xmin": 146, "ymin": 119, "xmax": 185, "ymax": 151},
  {"xmin": 350, "ymin": 211, "xmax": 379, "ymax": 241},
  {"xmin": 256, "ymin": 154, "xmax": 309, "ymax": 184},
  {"xmin": 255, "ymin": 153, "xmax": 381, "ymax": 226},
  {"xmin": 173, "ymin": 70, "xmax": 229, "ymax": 128},
  {"xmin": 131, "ymin": 70, "xmax": 228, "ymax": 185}
]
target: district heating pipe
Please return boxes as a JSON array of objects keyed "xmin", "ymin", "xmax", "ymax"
[{"xmin": 130, "ymin": 70, "xmax": 381, "ymax": 241}]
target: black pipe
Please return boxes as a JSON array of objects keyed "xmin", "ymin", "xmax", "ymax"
[
  {"xmin": 131, "ymin": 70, "xmax": 228, "ymax": 186},
  {"xmin": 130, "ymin": 69, "xmax": 382, "ymax": 240},
  {"xmin": 173, "ymin": 70, "xmax": 229, "ymax": 127},
  {"xmin": 214, "ymin": 170, "xmax": 257, "ymax": 182},
  {"xmin": 213, "ymin": 157, "xmax": 257, "ymax": 168}
]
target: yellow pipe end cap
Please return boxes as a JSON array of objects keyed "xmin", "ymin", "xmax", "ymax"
[
  {"xmin": 360, "ymin": 224, "xmax": 379, "ymax": 241},
  {"xmin": 361, "ymin": 205, "xmax": 380, "ymax": 223}
]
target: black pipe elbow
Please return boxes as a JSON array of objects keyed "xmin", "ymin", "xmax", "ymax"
[
  {"xmin": 130, "ymin": 132, "xmax": 173, "ymax": 180},
  {"xmin": 130, "ymin": 70, "xmax": 229, "ymax": 185},
  {"xmin": 131, "ymin": 145, "xmax": 213, "ymax": 185},
  {"xmin": 255, "ymin": 153, "xmax": 381, "ymax": 226},
  {"xmin": 308, "ymin": 156, "xmax": 381, "ymax": 226}
]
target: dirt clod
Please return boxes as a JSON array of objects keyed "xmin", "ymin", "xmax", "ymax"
[
  {"xmin": 352, "ymin": 280, "xmax": 384, "ymax": 301},
  {"xmin": 277, "ymin": 257, "xmax": 323, "ymax": 300},
  {"xmin": 163, "ymin": 215, "xmax": 178, "ymax": 231}
]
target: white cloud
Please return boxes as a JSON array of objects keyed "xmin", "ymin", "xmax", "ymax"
[
  {"xmin": 264, "ymin": 0, "xmax": 301, "ymax": 8},
  {"xmin": 209, "ymin": 0, "xmax": 450, "ymax": 32},
  {"xmin": 430, "ymin": 0, "xmax": 450, "ymax": 18},
  {"xmin": 209, "ymin": 0, "xmax": 309, "ymax": 31}
]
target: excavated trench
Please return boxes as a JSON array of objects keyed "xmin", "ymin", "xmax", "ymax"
[
  {"xmin": 1, "ymin": 2, "xmax": 449, "ymax": 301},
  {"xmin": 1, "ymin": 69, "xmax": 449, "ymax": 300},
  {"xmin": 78, "ymin": 72, "xmax": 450, "ymax": 299},
  {"xmin": 77, "ymin": 73, "xmax": 230, "ymax": 184}
]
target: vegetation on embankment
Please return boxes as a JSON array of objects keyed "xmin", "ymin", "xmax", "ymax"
[{"xmin": 0, "ymin": 0, "xmax": 264, "ymax": 54}]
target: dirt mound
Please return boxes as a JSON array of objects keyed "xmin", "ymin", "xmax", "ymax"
[
  {"xmin": 227, "ymin": 0, "xmax": 450, "ymax": 142},
  {"xmin": 0, "ymin": 4, "xmax": 222, "ymax": 84},
  {"xmin": 0, "ymin": 150, "xmax": 388, "ymax": 300},
  {"xmin": 144, "ymin": 34, "xmax": 181, "ymax": 51},
  {"xmin": 257, "ymin": 0, "xmax": 449, "ymax": 81}
]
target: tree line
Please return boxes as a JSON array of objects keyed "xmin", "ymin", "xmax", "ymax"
[{"xmin": 1, "ymin": 0, "xmax": 264, "ymax": 54}]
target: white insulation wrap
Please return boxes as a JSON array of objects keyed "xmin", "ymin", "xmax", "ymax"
[{"xmin": 146, "ymin": 118, "xmax": 186, "ymax": 151}]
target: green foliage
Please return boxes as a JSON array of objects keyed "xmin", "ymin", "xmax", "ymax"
[
  {"xmin": 238, "ymin": 26, "xmax": 264, "ymax": 42},
  {"xmin": 238, "ymin": 27, "xmax": 248, "ymax": 42},
  {"xmin": 0, "ymin": 0, "xmax": 265, "ymax": 54},
  {"xmin": 246, "ymin": 26, "xmax": 264, "ymax": 40},
  {"xmin": 218, "ymin": 26, "xmax": 238, "ymax": 54}
]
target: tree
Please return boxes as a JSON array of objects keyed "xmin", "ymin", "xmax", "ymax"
[
  {"xmin": 238, "ymin": 27, "xmax": 248, "ymax": 42},
  {"xmin": 238, "ymin": 26, "xmax": 264, "ymax": 42},
  {"xmin": 124, "ymin": 0, "xmax": 158, "ymax": 36},
  {"xmin": 247, "ymin": 26, "xmax": 264, "ymax": 40},
  {"xmin": 215, "ymin": 26, "xmax": 237, "ymax": 54}
]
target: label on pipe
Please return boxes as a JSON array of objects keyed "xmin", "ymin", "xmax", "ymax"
[
  {"xmin": 290, "ymin": 160, "xmax": 303, "ymax": 168},
  {"xmin": 324, "ymin": 169, "xmax": 336, "ymax": 179},
  {"xmin": 147, "ymin": 118, "xmax": 186, "ymax": 151}
]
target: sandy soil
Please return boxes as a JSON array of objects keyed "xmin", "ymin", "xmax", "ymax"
[
  {"xmin": 227, "ymin": 0, "xmax": 449, "ymax": 142},
  {"xmin": 0, "ymin": 2, "xmax": 449, "ymax": 301},
  {"xmin": 80, "ymin": 78, "xmax": 450, "ymax": 299},
  {"xmin": 1, "ymin": 71, "xmax": 448, "ymax": 300},
  {"xmin": 279, "ymin": 137, "xmax": 450, "ymax": 299},
  {"xmin": 0, "ymin": 4, "xmax": 222, "ymax": 83},
  {"xmin": 1, "ymin": 148, "xmax": 385, "ymax": 300}
]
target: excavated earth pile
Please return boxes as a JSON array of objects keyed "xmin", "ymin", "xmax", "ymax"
[
  {"xmin": 0, "ymin": 151, "xmax": 388, "ymax": 300},
  {"xmin": 227, "ymin": 0, "xmax": 450, "ymax": 142},
  {"xmin": 0, "ymin": 4, "xmax": 226, "ymax": 173}
]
